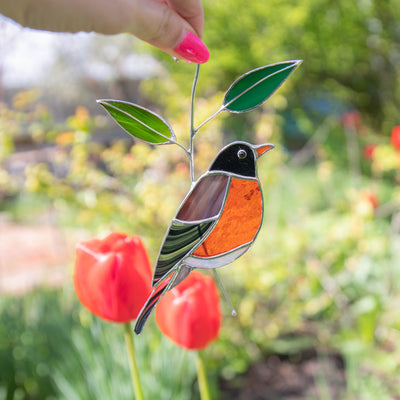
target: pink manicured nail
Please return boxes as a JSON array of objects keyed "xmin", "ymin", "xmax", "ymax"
[{"xmin": 174, "ymin": 31, "xmax": 210, "ymax": 64}]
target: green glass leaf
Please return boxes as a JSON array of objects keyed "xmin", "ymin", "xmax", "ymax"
[
  {"xmin": 97, "ymin": 100, "xmax": 176, "ymax": 144},
  {"xmin": 222, "ymin": 60, "xmax": 302, "ymax": 113}
]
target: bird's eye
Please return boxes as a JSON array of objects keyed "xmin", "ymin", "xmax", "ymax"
[{"xmin": 237, "ymin": 149, "xmax": 247, "ymax": 159}]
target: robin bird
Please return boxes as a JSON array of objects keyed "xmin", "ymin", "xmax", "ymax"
[{"xmin": 134, "ymin": 141, "xmax": 274, "ymax": 334}]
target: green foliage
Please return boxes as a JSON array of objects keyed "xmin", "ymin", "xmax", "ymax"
[
  {"xmin": 97, "ymin": 100, "xmax": 176, "ymax": 145},
  {"xmin": 223, "ymin": 60, "xmax": 301, "ymax": 113},
  {"xmin": 145, "ymin": 0, "xmax": 399, "ymax": 136},
  {"xmin": 0, "ymin": 98, "xmax": 190, "ymax": 252},
  {"xmin": 0, "ymin": 289, "xmax": 64, "ymax": 400},
  {"xmin": 0, "ymin": 288, "xmax": 198, "ymax": 400}
]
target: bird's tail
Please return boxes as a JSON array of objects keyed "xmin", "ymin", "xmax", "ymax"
[{"xmin": 134, "ymin": 265, "xmax": 191, "ymax": 335}]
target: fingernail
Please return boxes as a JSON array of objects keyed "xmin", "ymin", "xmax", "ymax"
[{"xmin": 174, "ymin": 31, "xmax": 210, "ymax": 64}]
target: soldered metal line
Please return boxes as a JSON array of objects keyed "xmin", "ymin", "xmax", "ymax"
[{"xmin": 213, "ymin": 269, "xmax": 237, "ymax": 316}]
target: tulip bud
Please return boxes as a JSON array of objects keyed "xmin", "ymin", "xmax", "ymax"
[
  {"xmin": 73, "ymin": 232, "xmax": 152, "ymax": 323},
  {"xmin": 340, "ymin": 110, "xmax": 361, "ymax": 129},
  {"xmin": 391, "ymin": 126, "xmax": 400, "ymax": 150},
  {"xmin": 156, "ymin": 271, "xmax": 221, "ymax": 350},
  {"xmin": 363, "ymin": 144, "xmax": 377, "ymax": 160},
  {"xmin": 364, "ymin": 191, "xmax": 378, "ymax": 210}
]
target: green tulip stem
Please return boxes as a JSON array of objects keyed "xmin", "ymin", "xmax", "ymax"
[
  {"xmin": 196, "ymin": 351, "xmax": 211, "ymax": 400},
  {"xmin": 124, "ymin": 323, "xmax": 145, "ymax": 400}
]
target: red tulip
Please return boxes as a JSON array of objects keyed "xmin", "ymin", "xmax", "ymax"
[
  {"xmin": 391, "ymin": 126, "xmax": 400, "ymax": 150},
  {"xmin": 156, "ymin": 271, "xmax": 221, "ymax": 350},
  {"xmin": 340, "ymin": 110, "xmax": 361, "ymax": 129},
  {"xmin": 73, "ymin": 232, "xmax": 152, "ymax": 323},
  {"xmin": 363, "ymin": 144, "xmax": 377, "ymax": 160},
  {"xmin": 364, "ymin": 191, "xmax": 379, "ymax": 210}
]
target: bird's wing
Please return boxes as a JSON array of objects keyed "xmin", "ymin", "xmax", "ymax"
[
  {"xmin": 152, "ymin": 219, "xmax": 215, "ymax": 285},
  {"xmin": 152, "ymin": 173, "xmax": 230, "ymax": 287}
]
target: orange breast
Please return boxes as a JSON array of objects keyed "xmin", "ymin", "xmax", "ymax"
[{"xmin": 193, "ymin": 178, "xmax": 263, "ymax": 257}]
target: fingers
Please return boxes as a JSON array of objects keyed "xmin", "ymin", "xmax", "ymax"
[
  {"xmin": 1, "ymin": 0, "xmax": 210, "ymax": 63},
  {"xmin": 167, "ymin": 0, "xmax": 204, "ymax": 37},
  {"xmin": 125, "ymin": 0, "xmax": 209, "ymax": 63}
]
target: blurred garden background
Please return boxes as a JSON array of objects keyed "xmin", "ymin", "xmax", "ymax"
[{"xmin": 1, "ymin": 0, "xmax": 400, "ymax": 398}]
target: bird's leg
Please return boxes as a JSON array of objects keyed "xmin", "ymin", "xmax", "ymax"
[{"xmin": 213, "ymin": 269, "xmax": 237, "ymax": 316}]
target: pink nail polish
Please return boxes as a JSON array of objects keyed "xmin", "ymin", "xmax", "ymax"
[{"xmin": 174, "ymin": 32, "xmax": 210, "ymax": 64}]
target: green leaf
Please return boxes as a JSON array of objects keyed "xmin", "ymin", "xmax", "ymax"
[
  {"xmin": 222, "ymin": 60, "xmax": 302, "ymax": 113},
  {"xmin": 97, "ymin": 100, "xmax": 176, "ymax": 144}
]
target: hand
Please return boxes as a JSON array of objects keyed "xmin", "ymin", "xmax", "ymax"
[{"xmin": 0, "ymin": 0, "xmax": 209, "ymax": 63}]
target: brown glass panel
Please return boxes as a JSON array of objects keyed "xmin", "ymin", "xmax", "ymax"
[{"xmin": 176, "ymin": 174, "xmax": 229, "ymax": 222}]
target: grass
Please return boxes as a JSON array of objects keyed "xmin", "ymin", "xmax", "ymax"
[{"xmin": 0, "ymin": 287, "xmax": 199, "ymax": 400}]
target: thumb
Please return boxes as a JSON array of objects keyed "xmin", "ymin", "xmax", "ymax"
[{"xmin": 126, "ymin": 0, "xmax": 209, "ymax": 63}]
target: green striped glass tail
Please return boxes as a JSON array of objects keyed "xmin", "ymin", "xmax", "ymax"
[
  {"xmin": 152, "ymin": 220, "xmax": 213, "ymax": 286},
  {"xmin": 134, "ymin": 274, "xmax": 172, "ymax": 335},
  {"xmin": 135, "ymin": 266, "xmax": 192, "ymax": 334}
]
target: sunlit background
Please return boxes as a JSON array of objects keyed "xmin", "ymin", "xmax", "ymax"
[{"xmin": 1, "ymin": 0, "xmax": 400, "ymax": 398}]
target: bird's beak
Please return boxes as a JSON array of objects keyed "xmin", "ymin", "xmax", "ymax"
[{"xmin": 254, "ymin": 143, "xmax": 275, "ymax": 158}]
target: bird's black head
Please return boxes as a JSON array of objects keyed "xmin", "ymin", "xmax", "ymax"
[{"xmin": 209, "ymin": 142, "xmax": 257, "ymax": 177}]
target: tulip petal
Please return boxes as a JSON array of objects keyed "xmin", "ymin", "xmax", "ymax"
[
  {"xmin": 73, "ymin": 233, "xmax": 152, "ymax": 323},
  {"xmin": 155, "ymin": 272, "xmax": 221, "ymax": 350}
]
